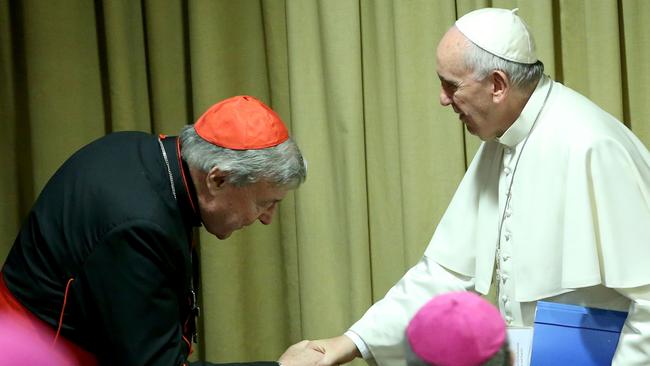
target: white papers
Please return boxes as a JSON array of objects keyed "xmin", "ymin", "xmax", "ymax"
[{"xmin": 507, "ymin": 327, "xmax": 534, "ymax": 366}]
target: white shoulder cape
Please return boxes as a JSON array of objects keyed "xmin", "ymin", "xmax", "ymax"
[{"xmin": 425, "ymin": 76, "xmax": 650, "ymax": 301}]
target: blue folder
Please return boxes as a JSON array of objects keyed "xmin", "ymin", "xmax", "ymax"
[{"xmin": 530, "ymin": 301, "xmax": 628, "ymax": 365}]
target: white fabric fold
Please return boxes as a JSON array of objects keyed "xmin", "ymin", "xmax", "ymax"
[
  {"xmin": 351, "ymin": 76, "xmax": 650, "ymax": 366},
  {"xmin": 425, "ymin": 76, "xmax": 650, "ymax": 301},
  {"xmin": 613, "ymin": 286, "xmax": 650, "ymax": 365}
]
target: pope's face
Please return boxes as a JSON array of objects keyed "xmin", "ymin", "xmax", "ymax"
[
  {"xmin": 436, "ymin": 27, "xmax": 501, "ymax": 141},
  {"xmin": 198, "ymin": 178, "xmax": 288, "ymax": 240}
]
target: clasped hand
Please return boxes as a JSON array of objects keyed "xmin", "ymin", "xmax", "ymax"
[{"xmin": 278, "ymin": 335, "xmax": 361, "ymax": 366}]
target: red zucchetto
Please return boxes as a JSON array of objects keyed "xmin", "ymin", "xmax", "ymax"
[{"xmin": 194, "ymin": 96, "xmax": 289, "ymax": 150}]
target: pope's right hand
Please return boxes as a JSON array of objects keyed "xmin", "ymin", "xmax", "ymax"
[{"xmin": 307, "ymin": 335, "xmax": 360, "ymax": 366}]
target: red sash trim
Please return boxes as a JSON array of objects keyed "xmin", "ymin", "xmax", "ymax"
[{"xmin": 0, "ymin": 273, "xmax": 99, "ymax": 366}]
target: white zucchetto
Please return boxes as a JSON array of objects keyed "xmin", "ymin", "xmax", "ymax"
[{"xmin": 455, "ymin": 8, "xmax": 537, "ymax": 64}]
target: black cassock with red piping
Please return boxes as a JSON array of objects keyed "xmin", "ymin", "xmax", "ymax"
[{"xmin": 2, "ymin": 132, "xmax": 277, "ymax": 366}]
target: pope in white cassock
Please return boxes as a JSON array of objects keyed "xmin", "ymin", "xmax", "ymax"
[{"xmin": 305, "ymin": 7, "xmax": 650, "ymax": 366}]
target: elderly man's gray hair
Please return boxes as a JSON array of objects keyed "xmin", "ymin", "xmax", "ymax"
[
  {"xmin": 463, "ymin": 38, "xmax": 545, "ymax": 91},
  {"xmin": 180, "ymin": 125, "xmax": 306, "ymax": 188}
]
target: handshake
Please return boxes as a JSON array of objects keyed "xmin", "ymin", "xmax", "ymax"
[{"xmin": 277, "ymin": 336, "xmax": 361, "ymax": 366}]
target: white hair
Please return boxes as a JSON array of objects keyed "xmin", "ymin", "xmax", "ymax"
[{"xmin": 463, "ymin": 38, "xmax": 545, "ymax": 90}]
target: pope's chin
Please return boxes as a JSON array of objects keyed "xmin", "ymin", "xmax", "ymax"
[
  {"xmin": 459, "ymin": 114, "xmax": 471, "ymax": 127},
  {"xmin": 470, "ymin": 129, "xmax": 491, "ymax": 141},
  {"xmin": 462, "ymin": 119, "xmax": 476, "ymax": 135}
]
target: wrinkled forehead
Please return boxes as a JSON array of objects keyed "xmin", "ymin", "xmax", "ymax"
[{"xmin": 438, "ymin": 26, "xmax": 465, "ymax": 48}]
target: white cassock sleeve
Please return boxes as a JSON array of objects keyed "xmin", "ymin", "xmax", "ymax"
[
  {"xmin": 612, "ymin": 285, "xmax": 650, "ymax": 365},
  {"xmin": 346, "ymin": 255, "xmax": 475, "ymax": 366}
]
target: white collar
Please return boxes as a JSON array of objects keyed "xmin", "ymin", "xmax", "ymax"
[{"xmin": 496, "ymin": 76, "xmax": 552, "ymax": 147}]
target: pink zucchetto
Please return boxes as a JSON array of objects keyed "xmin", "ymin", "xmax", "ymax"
[{"xmin": 406, "ymin": 292, "xmax": 506, "ymax": 366}]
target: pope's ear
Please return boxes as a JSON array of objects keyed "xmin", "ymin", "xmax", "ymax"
[
  {"xmin": 491, "ymin": 70, "xmax": 509, "ymax": 103},
  {"xmin": 206, "ymin": 167, "xmax": 228, "ymax": 194}
]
